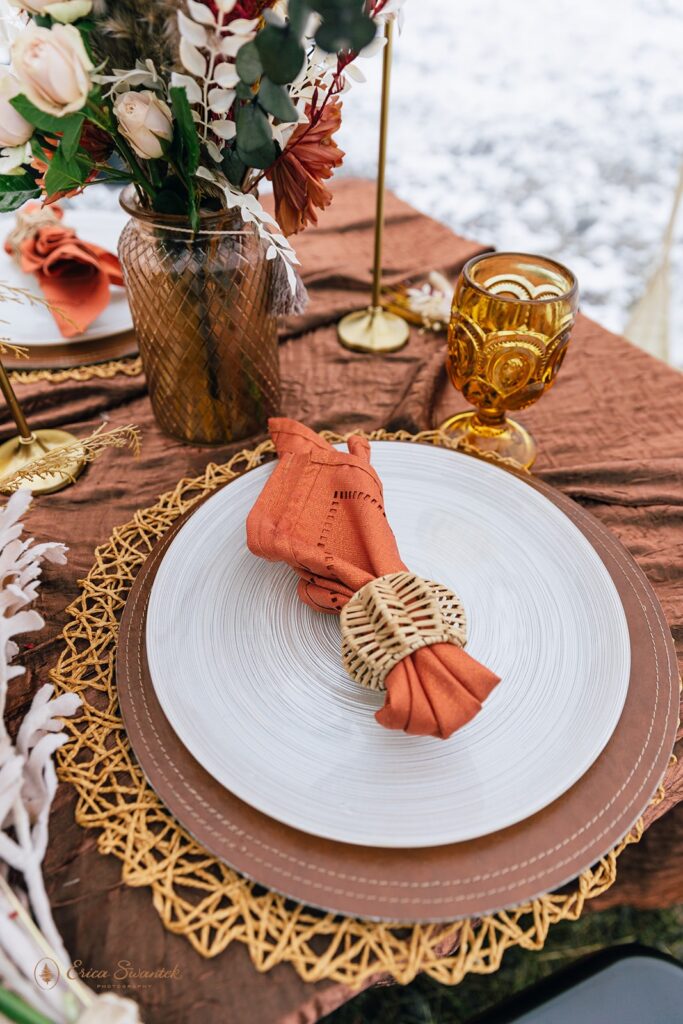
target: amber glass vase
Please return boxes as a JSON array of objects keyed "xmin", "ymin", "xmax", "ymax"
[
  {"xmin": 118, "ymin": 187, "xmax": 280, "ymax": 446},
  {"xmin": 442, "ymin": 252, "xmax": 578, "ymax": 469}
]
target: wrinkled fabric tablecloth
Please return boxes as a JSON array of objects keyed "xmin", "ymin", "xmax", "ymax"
[{"xmin": 3, "ymin": 180, "xmax": 682, "ymax": 1024}]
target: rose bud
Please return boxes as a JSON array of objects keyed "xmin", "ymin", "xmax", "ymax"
[{"xmin": 114, "ymin": 91, "xmax": 173, "ymax": 161}]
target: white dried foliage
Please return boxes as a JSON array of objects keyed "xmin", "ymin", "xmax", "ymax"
[
  {"xmin": 93, "ymin": 57, "xmax": 165, "ymax": 97},
  {"xmin": 176, "ymin": 1, "xmax": 257, "ymax": 147},
  {"xmin": 0, "ymin": 492, "xmax": 142, "ymax": 1023},
  {"xmin": 197, "ymin": 165, "xmax": 300, "ymax": 291}
]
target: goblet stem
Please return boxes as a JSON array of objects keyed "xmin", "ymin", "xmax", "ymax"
[{"xmin": 471, "ymin": 409, "xmax": 508, "ymax": 434}]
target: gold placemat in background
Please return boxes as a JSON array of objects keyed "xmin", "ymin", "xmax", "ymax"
[{"xmin": 10, "ymin": 356, "xmax": 142, "ymax": 385}]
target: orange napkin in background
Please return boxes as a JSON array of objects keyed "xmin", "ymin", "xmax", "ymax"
[
  {"xmin": 5, "ymin": 208, "xmax": 123, "ymax": 338},
  {"xmin": 247, "ymin": 418, "xmax": 500, "ymax": 740}
]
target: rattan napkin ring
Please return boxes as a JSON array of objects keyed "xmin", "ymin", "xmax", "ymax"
[{"xmin": 340, "ymin": 571, "xmax": 467, "ymax": 691}]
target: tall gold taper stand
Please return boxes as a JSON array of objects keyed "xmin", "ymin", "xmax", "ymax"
[
  {"xmin": 0, "ymin": 359, "xmax": 85, "ymax": 495},
  {"xmin": 337, "ymin": 19, "xmax": 410, "ymax": 353}
]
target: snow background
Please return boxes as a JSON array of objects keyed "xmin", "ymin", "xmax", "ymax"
[
  {"xmin": 1, "ymin": 0, "xmax": 681, "ymax": 364},
  {"xmin": 338, "ymin": 0, "xmax": 683, "ymax": 366}
]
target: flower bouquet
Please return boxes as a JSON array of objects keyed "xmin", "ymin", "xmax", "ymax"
[{"xmin": 0, "ymin": 0, "xmax": 399, "ymax": 444}]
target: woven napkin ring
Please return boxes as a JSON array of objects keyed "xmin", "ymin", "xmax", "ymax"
[{"xmin": 340, "ymin": 571, "xmax": 468, "ymax": 691}]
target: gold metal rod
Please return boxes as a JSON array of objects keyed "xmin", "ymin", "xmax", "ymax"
[
  {"xmin": 0, "ymin": 360, "xmax": 33, "ymax": 441},
  {"xmin": 371, "ymin": 19, "xmax": 393, "ymax": 311},
  {"xmin": 336, "ymin": 17, "xmax": 409, "ymax": 353}
]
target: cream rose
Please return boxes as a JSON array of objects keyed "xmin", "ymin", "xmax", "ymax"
[
  {"xmin": 114, "ymin": 91, "xmax": 173, "ymax": 160},
  {"xmin": 10, "ymin": 0, "xmax": 92, "ymax": 19},
  {"xmin": 0, "ymin": 69, "xmax": 33, "ymax": 148},
  {"xmin": 11, "ymin": 22, "xmax": 93, "ymax": 117}
]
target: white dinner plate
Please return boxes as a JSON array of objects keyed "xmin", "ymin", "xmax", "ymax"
[
  {"xmin": 146, "ymin": 442, "xmax": 631, "ymax": 848},
  {"xmin": 0, "ymin": 207, "xmax": 131, "ymax": 346}
]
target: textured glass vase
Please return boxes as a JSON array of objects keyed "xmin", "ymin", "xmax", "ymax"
[{"xmin": 118, "ymin": 186, "xmax": 280, "ymax": 446}]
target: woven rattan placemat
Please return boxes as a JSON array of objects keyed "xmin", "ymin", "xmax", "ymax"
[{"xmin": 51, "ymin": 430, "xmax": 669, "ymax": 987}]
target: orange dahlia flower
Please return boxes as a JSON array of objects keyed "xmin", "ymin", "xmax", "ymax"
[{"xmin": 267, "ymin": 99, "xmax": 345, "ymax": 236}]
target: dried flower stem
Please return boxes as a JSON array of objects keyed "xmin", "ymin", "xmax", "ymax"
[{"xmin": 0, "ymin": 425, "xmax": 142, "ymax": 495}]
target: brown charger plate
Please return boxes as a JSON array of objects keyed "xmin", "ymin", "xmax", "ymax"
[
  {"xmin": 116, "ymin": 445, "xmax": 679, "ymax": 923},
  {"xmin": 2, "ymin": 330, "xmax": 138, "ymax": 371}
]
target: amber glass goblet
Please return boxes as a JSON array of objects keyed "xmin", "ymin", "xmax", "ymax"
[{"xmin": 441, "ymin": 252, "xmax": 578, "ymax": 469}]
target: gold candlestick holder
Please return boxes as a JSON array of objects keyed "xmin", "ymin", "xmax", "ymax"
[
  {"xmin": 338, "ymin": 19, "xmax": 410, "ymax": 354},
  {"xmin": 0, "ymin": 352, "xmax": 85, "ymax": 495}
]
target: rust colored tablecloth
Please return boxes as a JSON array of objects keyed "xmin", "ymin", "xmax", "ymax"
[{"xmin": 3, "ymin": 180, "xmax": 682, "ymax": 1024}]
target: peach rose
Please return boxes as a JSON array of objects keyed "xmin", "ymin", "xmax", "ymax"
[
  {"xmin": 11, "ymin": 22, "xmax": 93, "ymax": 117},
  {"xmin": 113, "ymin": 91, "xmax": 173, "ymax": 161},
  {"xmin": 0, "ymin": 69, "xmax": 33, "ymax": 148}
]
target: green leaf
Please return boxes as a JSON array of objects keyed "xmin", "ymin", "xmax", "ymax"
[
  {"xmin": 29, "ymin": 136, "xmax": 50, "ymax": 163},
  {"xmin": 188, "ymin": 186, "xmax": 199, "ymax": 233},
  {"xmin": 236, "ymin": 40, "xmax": 263, "ymax": 86},
  {"xmin": 255, "ymin": 25, "xmax": 305, "ymax": 85},
  {"xmin": 235, "ymin": 102, "xmax": 277, "ymax": 170},
  {"xmin": 309, "ymin": 0, "xmax": 376, "ymax": 52},
  {"xmin": 60, "ymin": 114, "xmax": 84, "ymax": 161},
  {"xmin": 235, "ymin": 82, "xmax": 254, "ymax": 101},
  {"xmin": 257, "ymin": 77, "xmax": 298, "ymax": 123},
  {"xmin": 169, "ymin": 85, "xmax": 200, "ymax": 176},
  {"xmin": 10, "ymin": 94, "xmax": 84, "ymax": 134},
  {"xmin": 168, "ymin": 87, "xmax": 201, "ymax": 231},
  {"xmin": 315, "ymin": 15, "xmax": 375, "ymax": 53},
  {"xmin": 153, "ymin": 188, "xmax": 187, "ymax": 216},
  {"xmin": 0, "ymin": 985, "xmax": 55, "ymax": 1024},
  {"xmin": 0, "ymin": 172, "xmax": 40, "ymax": 212},
  {"xmin": 43, "ymin": 148, "xmax": 90, "ymax": 197},
  {"xmin": 222, "ymin": 147, "xmax": 246, "ymax": 188},
  {"xmin": 287, "ymin": 0, "xmax": 310, "ymax": 37}
]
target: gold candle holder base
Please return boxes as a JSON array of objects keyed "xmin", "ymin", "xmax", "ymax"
[
  {"xmin": 337, "ymin": 306, "xmax": 410, "ymax": 354},
  {"xmin": 0, "ymin": 429, "xmax": 86, "ymax": 495},
  {"xmin": 440, "ymin": 411, "xmax": 537, "ymax": 470}
]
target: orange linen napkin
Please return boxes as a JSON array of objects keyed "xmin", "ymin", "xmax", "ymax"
[
  {"xmin": 247, "ymin": 418, "xmax": 500, "ymax": 739},
  {"xmin": 5, "ymin": 207, "xmax": 124, "ymax": 338}
]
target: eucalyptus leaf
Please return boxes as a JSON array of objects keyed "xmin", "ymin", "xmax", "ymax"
[
  {"xmin": 287, "ymin": 0, "xmax": 310, "ymax": 37},
  {"xmin": 0, "ymin": 173, "xmax": 40, "ymax": 212},
  {"xmin": 309, "ymin": 0, "xmax": 376, "ymax": 52},
  {"xmin": 222, "ymin": 147, "xmax": 247, "ymax": 188},
  {"xmin": 257, "ymin": 77, "xmax": 298, "ymax": 123},
  {"xmin": 235, "ymin": 82, "xmax": 254, "ymax": 101},
  {"xmin": 236, "ymin": 40, "xmax": 263, "ymax": 86},
  {"xmin": 315, "ymin": 15, "xmax": 375, "ymax": 53},
  {"xmin": 235, "ymin": 102, "xmax": 277, "ymax": 169},
  {"xmin": 255, "ymin": 25, "xmax": 305, "ymax": 85}
]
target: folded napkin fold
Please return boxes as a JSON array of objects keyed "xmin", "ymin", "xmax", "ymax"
[
  {"xmin": 246, "ymin": 418, "xmax": 500, "ymax": 739},
  {"xmin": 5, "ymin": 205, "xmax": 123, "ymax": 339}
]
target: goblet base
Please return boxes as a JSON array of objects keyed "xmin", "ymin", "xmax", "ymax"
[{"xmin": 439, "ymin": 412, "xmax": 537, "ymax": 470}]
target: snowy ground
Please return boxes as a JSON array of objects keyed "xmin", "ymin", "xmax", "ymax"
[
  {"xmin": 4, "ymin": 0, "xmax": 681, "ymax": 364},
  {"xmin": 337, "ymin": 0, "xmax": 683, "ymax": 366}
]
